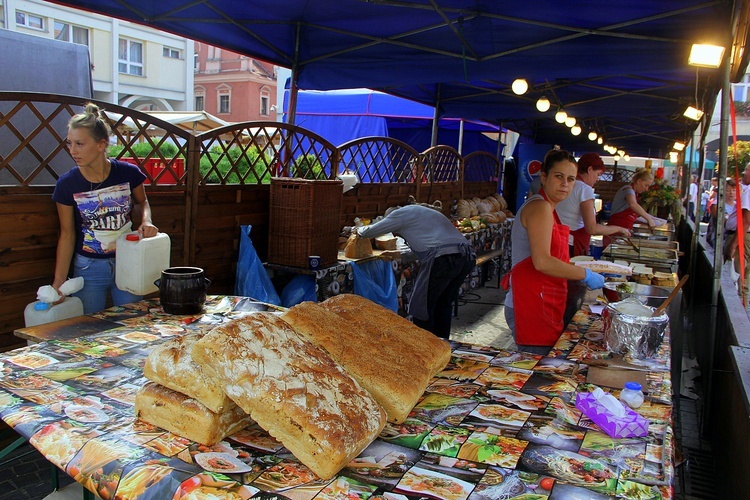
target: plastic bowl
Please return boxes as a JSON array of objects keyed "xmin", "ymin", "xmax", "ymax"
[{"xmin": 602, "ymin": 282, "xmax": 671, "ymax": 308}]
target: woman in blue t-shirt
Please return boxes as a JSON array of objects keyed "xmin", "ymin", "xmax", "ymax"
[{"xmin": 52, "ymin": 103, "xmax": 159, "ymax": 313}]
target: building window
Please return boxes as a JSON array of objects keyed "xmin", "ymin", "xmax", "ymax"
[
  {"xmin": 54, "ymin": 21, "xmax": 89, "ymax": 45},
  {"xmin": 195, "ymin": 95, "xmax": 204, "ymax": 111},
  {"xmin": 219, "ymin": 94, "xmax": 230, "ymax": 114},
  {"xmin": 193, "ymin": 52, "xmax": 199, "ymax": 71},
  {"xmin": 118, "ymin": 38, "xmax": 143, "ymax": 76},
  {"xmin": 260, "ymin": 95, "xmax": 269, "ymax": 116},
  {"xmin": 163, "ymin": 47, "xmax": 180, "ymax": 59},
  {"xmin": 16, "ymin": 11, "xmax": 44, "ymax": 30}
]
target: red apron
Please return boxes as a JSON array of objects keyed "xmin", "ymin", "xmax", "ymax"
[
  {"xmin": 503, "ymin": 195, "xmax": 571, "ymax": 346},
  {"xmin": 570, "ymin": 227, "xmax": 591, "ymax": 257},
  {"xmin": 603, "ymin": 206, "xmax": 638, "ymax": 249}
]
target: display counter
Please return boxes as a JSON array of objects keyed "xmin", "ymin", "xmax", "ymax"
[{"xmin": 4, "ymin": 295, "xmax": 674, "ymax": 499}]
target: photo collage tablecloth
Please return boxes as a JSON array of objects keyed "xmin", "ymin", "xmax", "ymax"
[{"xmin": 0, "ymin": 297, "xmax": 673, "ymax": 499}]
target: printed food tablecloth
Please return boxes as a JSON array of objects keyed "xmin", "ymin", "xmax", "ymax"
[{"xmin": 0, "ymin": 298, "xmax": 673, "ymax": 499}]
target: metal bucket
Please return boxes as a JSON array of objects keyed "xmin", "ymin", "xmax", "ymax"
[{"xmin": 603, "ymin": 298, "xmax": 669, "ymax": 359}]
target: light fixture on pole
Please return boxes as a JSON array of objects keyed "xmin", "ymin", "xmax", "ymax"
[
  {"xmin": 564, "ymin": 116, "xmax": 576, "ymax": 128},
  {"xmin": 669, "ymin": 151, "xmax": 679, "ymax": 163},
  {"xmin": 617, "ymin": 150, "xmax": 625, "ymax": 157},
  {"xmin": 555, "ymin": 109, "xmax": 567, "ymax": 123},
  {"xmin": 623, "ymin": 155, "xmax": 631, "ymax": 162},
  {"xmin": 688, "ymin": 43, "xmax": 726, "ymax": 68},
  {"xmin": 536, "ymin": 95, "xmax": 551, "ymax": 112},
  {"xmin": 588, "ymin": 131, "xmax": 598, "ymax": 141},
  {"xmin": 673, "ymin": 141, "xmax": 686, "ymax": 151},
  {"xmin": 614, "ymin": 153, "xmax": 622, "ymax": 161},
  {"xmin": 512, "ymin": 78, "xmax": 529, "ymax": 95},
  {"xmin": 683, "ymin": 106, "xmax": 704, "ymax": 121}
]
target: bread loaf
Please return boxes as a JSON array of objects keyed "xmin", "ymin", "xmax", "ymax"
[
  {"xmin": 135, "ymin": 382, "xmax": 252, "ymax": 445},
  {"xmin": 344, "ymin": 233, "xmax": 373, "ymax": 259},
  {"xmin": 320, "ymin": 294, "xmax": 451, "ymax": 379},
  {"xmin": 143, "ymin": 334, "xmax": 232, "ymax": 413},
  {"xmin": 190, "ymin": 313, "xmax": 386, "ymax": 480},
  {"xmin": 281, "ymin": 300, "xmax": 438, "ymax": 423},
  {"xmin": 574, "ymin": 260, "xmax": 633, "ymax": 276},
  {"xmin": 374, "ymin": 233, "xmax": 398, "ymax": 251}
]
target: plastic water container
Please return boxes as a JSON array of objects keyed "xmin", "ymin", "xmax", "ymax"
[
  {"xmin": 24, "ymin": 297, "xmax": 84, "ymax": 327},
  {"xmin": 115, "ymin": 232, "xmax": 171, "ymax": 295},
  {"xmin": 590, "ymin": 235, "xmax": 604, "ymax": 259}
]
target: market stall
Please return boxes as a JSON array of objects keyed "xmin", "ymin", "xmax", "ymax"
[{"xmin": 4, "ymin": 294, "xmax": 675, "ymax": 499}]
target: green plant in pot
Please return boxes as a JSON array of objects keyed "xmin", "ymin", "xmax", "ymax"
[{"xmin": 639, "ymin": 177, "xmax": 682, "ymax": 224}]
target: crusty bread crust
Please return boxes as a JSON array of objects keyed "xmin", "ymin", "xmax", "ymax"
[
  {"xmin": 190, "ymin": 312, "xmax": 386, "ymax": 480},
  {"xmin": 143, "ymin": 333, "xmax": 232, "ymax": 413},
  {"xmin": 135, "ymin": 382, "xmax": 252, "ymax": 445},
  {"xmin": 320, "ymin": 293, "xmax": 452, "ymax": 379},
  {"xmin": 281, "ymin": 300, "xmax": 444, "ymax": 424}
]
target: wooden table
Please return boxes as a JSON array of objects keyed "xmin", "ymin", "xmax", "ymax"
[{"xmin": 0, "ymin": 297, "xmax": 674, "ymax": 499}]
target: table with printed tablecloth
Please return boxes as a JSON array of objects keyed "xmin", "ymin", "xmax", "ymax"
[{"xmin": 3, "ymin": 296, "xmax": 673, "ymax": 499}]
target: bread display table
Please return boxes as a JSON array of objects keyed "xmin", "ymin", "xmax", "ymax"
[{"xmin": 1, "ymin": 296, "xmax": 674, "ymax": 499}]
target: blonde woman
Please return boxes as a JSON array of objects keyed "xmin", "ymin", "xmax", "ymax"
[
  {"xmin": 603, "ymin": 169, "xmax": 655, "ymax": 249},
  {"xmin": 52, "ymin": 103, "xmax": 158, "ymax": 313}
]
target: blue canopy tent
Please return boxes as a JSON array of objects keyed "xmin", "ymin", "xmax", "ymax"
[
  {"xmin": 283, "ymin": 88, "xmax": 502, "ymax": 181},
  {"xmin": 42, "ymin": 0, "xmax": 745, "ymax": 159}
]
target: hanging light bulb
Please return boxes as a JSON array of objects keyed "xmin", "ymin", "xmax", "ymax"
[
  {"xmin": 597, "ymin": 137, "xmax": 603, "ymax": 145},
  {"xmin": 512, "ymin": 79, "xmax": 529, "ymax": 95},
  {"xmin": 565, "ymin": 116, "xmax": 576, "ymax": 128},
  {"xmin": 571, "ymin": 125, "xmax": 582, "ymax": 136},
  {"xmin": 555, "ymin": 109, "xmax": 567, "ymax": 123},
  {"xmin": 588, "ymin": 131, "xmax": 598, "ymax": 141},
  {"xmin": 536, "ymin": 96, "xmax": 551, "ymax": 112},
  {"xmin": 624, "ymin": 155, "xmax": 631, "ymax": 161}
]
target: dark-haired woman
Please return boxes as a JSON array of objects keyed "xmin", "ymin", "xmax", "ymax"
[
  {"xmin": 503, "ymin": 149, "xmax": 605, "ymax": 354},
  {"xmin": 52, "ymin": 103, "xmax": 159, "ymax": 314},
  {"xmin": 602, "ymin": 169, "xmax": 655, "ymax": 249}
]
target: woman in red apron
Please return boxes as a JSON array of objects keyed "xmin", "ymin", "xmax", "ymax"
[
  {"xmin": 555, "ymin": 153, "xmax": 632, "ymax": 257},
  {"xmin": 602, "ymin": 169, "xmax": 656, "ymax": 249},
  {"xmin": 503, "ymin": 149, "xmax": 605, "ymax": 353}
]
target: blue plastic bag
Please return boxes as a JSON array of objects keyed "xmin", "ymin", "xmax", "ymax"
[
  {"xmin": 280, "ymin": 274, "xmax": 317, "ymax": 308},
  {"xmin": 350, "ymin": 259, "xmax": 398, "ymax": 312},
  {"xmin": 235, "ymin": 225, "xmax": 281, "ymax": 305}
]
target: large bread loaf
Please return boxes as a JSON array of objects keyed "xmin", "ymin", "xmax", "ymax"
[
  {"xmin": 281, "ymin": 300, "xmax": 438, "ymax": 423},
  {"xmin": 143, "ymin": 333, "xmax": 232, "ymax": 413},
  {"xmin": 135, "ymin": 382, "xmax": 252, "ymax": 445},
  {"xmin": 190, "ymin": 313, "xmax": 386, "ymax": 480},
  {"xmin": 319, "ymin": 294, "xmax": 452, "ymax": 380}
]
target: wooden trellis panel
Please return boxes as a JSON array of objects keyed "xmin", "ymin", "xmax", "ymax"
[{"xmin": 338, "ymin": 137, "xmax": 420, "ymax": 183}]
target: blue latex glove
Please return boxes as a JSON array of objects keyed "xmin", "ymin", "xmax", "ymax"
[{"xmin": 581, "ymin": 268, "xmax": 605, "ymax": 290}]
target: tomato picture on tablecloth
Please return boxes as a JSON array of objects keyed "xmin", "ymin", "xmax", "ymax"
[
  {"xmin": 519, "ymin": 445, "xmax": 617, "ymax": 493},
  {"xmin": 469, "ymin": 465, "xmax": 557, "ymax": 499}
]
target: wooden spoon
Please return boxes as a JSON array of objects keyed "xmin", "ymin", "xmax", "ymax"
[{"xmin": 651, "ymin": 274, "xmax": 689, "ymax": 317}]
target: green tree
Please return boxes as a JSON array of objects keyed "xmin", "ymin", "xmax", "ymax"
[
  {"xmin": 109, "ymin": 142, "xmax": 181, "ymax": 158},
  {"xmin": 721, "ymin": 140, "xmax": 750, "ymax": 176},
  {"xmin": 199, "ymin": 145, "xmax": 271, "ymax": 184},
  {"xmin": 292, "ymin": 154, "xmax": 325, "ymax": 179}
]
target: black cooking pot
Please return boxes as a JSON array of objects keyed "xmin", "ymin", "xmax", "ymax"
[{"xmin": 154, "ymin": 267, "xmax": 211, "ymax": 315}]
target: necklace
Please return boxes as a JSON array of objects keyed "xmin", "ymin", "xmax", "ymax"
[{"xmin": 88, "ymin": 159, "xmax": 110, "ymax": 191}]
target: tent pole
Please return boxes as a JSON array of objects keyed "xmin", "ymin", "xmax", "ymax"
[
  {"xmin": 458, "ymin": 119, "xmax": 464, "ymax": 155},
  {"xmin": 286, "ymin": 23, "xmax": 301, "ymax": 127},
  {"xmin": 702, "ymin": 46, "xmax": 731, "ymax": 437},
  {"xmin": 430, "ymin": 84, "xmax": 441, "ymax": 147}
]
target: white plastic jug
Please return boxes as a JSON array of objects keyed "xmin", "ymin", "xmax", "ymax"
[
  {"xmin": 115, "ymin": 232, "xmax": 171, "ymax": 295},
  {"xmin": 24, "ymin": 297, "xmax": 84, "ymax": 327}
]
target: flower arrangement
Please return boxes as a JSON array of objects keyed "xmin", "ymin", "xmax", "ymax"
[{"xmin": 639, "ymin": 177, "xmax": 682, "ymax": 224}]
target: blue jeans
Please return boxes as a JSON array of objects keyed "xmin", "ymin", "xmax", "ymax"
[{"xmin": 72, "ymin": 254, "xmax": 142, "ymax": 314}]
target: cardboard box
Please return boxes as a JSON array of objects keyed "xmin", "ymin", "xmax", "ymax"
[{"xmin": 575, "ymin": 391, "xmax": 648, "ymax": 438}]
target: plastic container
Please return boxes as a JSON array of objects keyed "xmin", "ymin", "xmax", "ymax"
[
  {"xmin": 619, "ymin": 381, "xmax": 645, "ymax": 409},
  {"xmin": 115, "ymin": 232, "xmax": 171, "ymax": 295},
  {"xmin": 24, "ymin": 297, "xmax": 84, "ymax": 327}
]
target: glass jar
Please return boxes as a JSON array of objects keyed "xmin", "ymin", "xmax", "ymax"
[{"xmin": 619, "ymin": 381, "xmax": 645, "ymax": 409}]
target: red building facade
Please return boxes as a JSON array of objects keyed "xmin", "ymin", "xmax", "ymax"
[{"xmin": 193, "ymin": 42, "xmax": 277, "ymax": 122}]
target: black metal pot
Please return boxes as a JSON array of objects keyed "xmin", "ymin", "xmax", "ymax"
[{"xmin": 154, "ymin": 267, "xmax": 211, "ymax": 315}]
